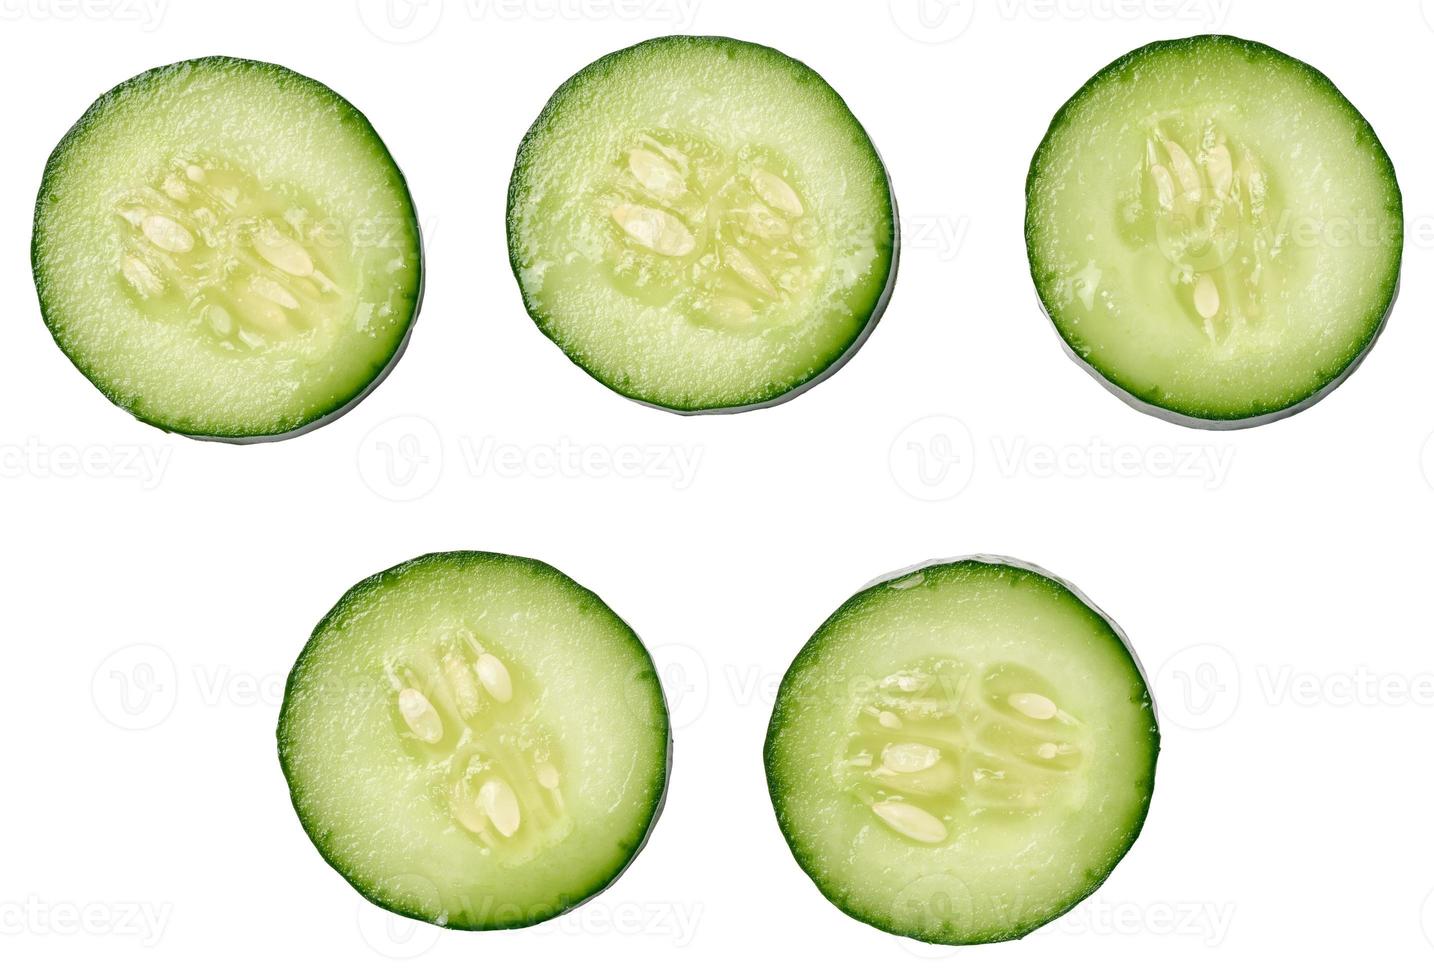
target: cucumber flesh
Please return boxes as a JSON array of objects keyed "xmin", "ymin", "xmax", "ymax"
[
  {"xmin": 33, "ymin": 57, "xmax": 422, "ymax": 440},
  {"xmin": 1026, "ymin": 35, "xmax": 1401, "ymax": 426},
  {"xmin": 764, "ymin": 557, "xmax": 1159, "ymax": 944},
  {"xmin": 277, "ymin": 553, "xmax": 670, "ymax": 930},
  {"xmin": 508, "ymin": 36, "xmax": 897, "ymax": 413}
]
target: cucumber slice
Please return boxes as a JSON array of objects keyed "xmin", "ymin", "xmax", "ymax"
[
  {"xmin": 33, "ymin": 57, "xmax": 423, "ymax": 441},
  {"xmin": 507, "ymin": 36, "xmax": 897, "ymax": 413},
  {"xmin": 1026, "ymin": 35, "xmax": 1401, "ymax": 427},
  {"xmin": 764, "ymin": 557, "xmax": 1158, "ymax": 945},
  {"xmin": 277, "ymin": 552, "xmax": 670, "ymax": 930}
]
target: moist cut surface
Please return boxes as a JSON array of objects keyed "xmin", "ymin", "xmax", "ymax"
[
  {"xmin": 278, "ymin": 552, "xmax": 670, "ymax": 929},
  {"xmin": 507, "ymin": 35, "xmax": 897, "ymax": 412},
  {"xmin": 33, "ymin": 57, "xmax": 422, "ymax": 439},
  {"xmin": 764, "ymin": 558, "xmax": 1159, "ymax": 944},
  {"xmin": 1026, "ymin": 35, "xmax": 1401, "ymax": 425}
]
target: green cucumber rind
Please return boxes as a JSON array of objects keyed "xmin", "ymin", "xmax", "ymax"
[
  {"xmin": 31, "ymin": 55, "xmax": 425, "ymax": 442},
  {"xmin": 1024, "ymin": 34, "xmax": 1403, "ymax": 427},
  {"xmin": 763, "ymin": 555, "xmax": 1160, "ymax": 945},
  {"xmin": 505, "ymin": 34, "xmax": 898, "ymax": 414},
  {"xmin": 277, "ymin": 550, "xmax": 672, "ymax": 931}
]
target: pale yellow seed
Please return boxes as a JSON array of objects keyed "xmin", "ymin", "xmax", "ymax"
[
  {"xmin": 750, "ymin": 168, "xmax": 803, "ymax": 216},
  {"xmin": 248, "ymin": 276, "xmax": 300, "ymax": 310},
  {"xmin": 141, "ymin": 214, "xmax": 195, "ymax": 253},
  {"xmin": 442, "ymin": 653, "xmax": 481, "ymax": 717},
  {"xmin": 610, "ymin": 203, "xmax": 696, "ymax": 257},
  {"xmin": 710, "ymin": 294, "xmax": 755, "ymax": 321},
  {"xmin": 1194, "ymin": 273, "xmax": 1220, "ymax": 319},
  {"xmin": 121, "ymin": 254, "xmax": 163, "ymax": 297},
  {"xmin": 627, "ymin": 148, "xmax": 686, "ymax": 201},
  {"xmin": 397, "ymin": 688, "xmax": 443, "ymax": 743},
  {"xmin": 1149, "ymin": 164, "xmax": 1176, "ymax": 211},
  {"xmin": 722, "ymin": 245, "xmax": 776, "ymax": 296},
  {"xmin": 475, "ymin": 652, "xmax": 513, "ymax": 704},
  {"xmin": 1163, "ymin": 140, "xmax": 1201, "ymax": 201},
  {"xmin": 871, "ymin": 800, "xmax": 947, "ymax": 844},
  {"xmin": 452, "ymin": 784, "xmax": 488, "ymax": 834},
  {"xmin": 255, "ymin": 229, "xmax": 315, "ymax": 277},
  {"xmin": 479, "ymin": 778, "xmax": 521, "ymax": 837},
  {"xmin": 233, "ymin": 287, "xmax": 287, "ymax": 332},
  {"xmin": 1008, "ymin": 692, "xmax": 1058, "ymax": 720}
]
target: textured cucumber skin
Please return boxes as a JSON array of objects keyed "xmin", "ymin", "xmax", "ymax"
[
  {"xmin": 277, "ymin": 551, "xmax": 672, "ymax": 931},
  {"xmin": 763, "ymin": 556, "xmax": 1160, "ymax": 945},
  {"xmin": 1025, "ymin": 34, "xmax": 1402, "ymax": 428},
  {"xmin": 31, "ymin": 55, "xmax": 424, "ymax": 443},
  {"xmin": 506, "ymin": 35, "xmax": 898, "ymax": 414}
]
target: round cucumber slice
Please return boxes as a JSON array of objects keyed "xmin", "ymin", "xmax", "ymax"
[
  {"xmin": 507, "ymin": 36, "xmax": 898, "ymax": 414},
  {"xmin": 1026, "ymin": 35, "xmax": 1401, "ymax": 428},
  {"xmin": 33, "ymin": 57, "xmax": 423, "ymax": 441},
  {"xmin": 277, "ymin": 552, "xmax": 670, "ymax": 930},
  {"xmin": 764, "ymin": 557, "xmax": 1159, "ymax": 945}
]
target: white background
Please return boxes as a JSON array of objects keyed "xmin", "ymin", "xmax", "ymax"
[{"xmin": 2, "ymin": 0, "xmax": 1432, "ymax": 973}]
